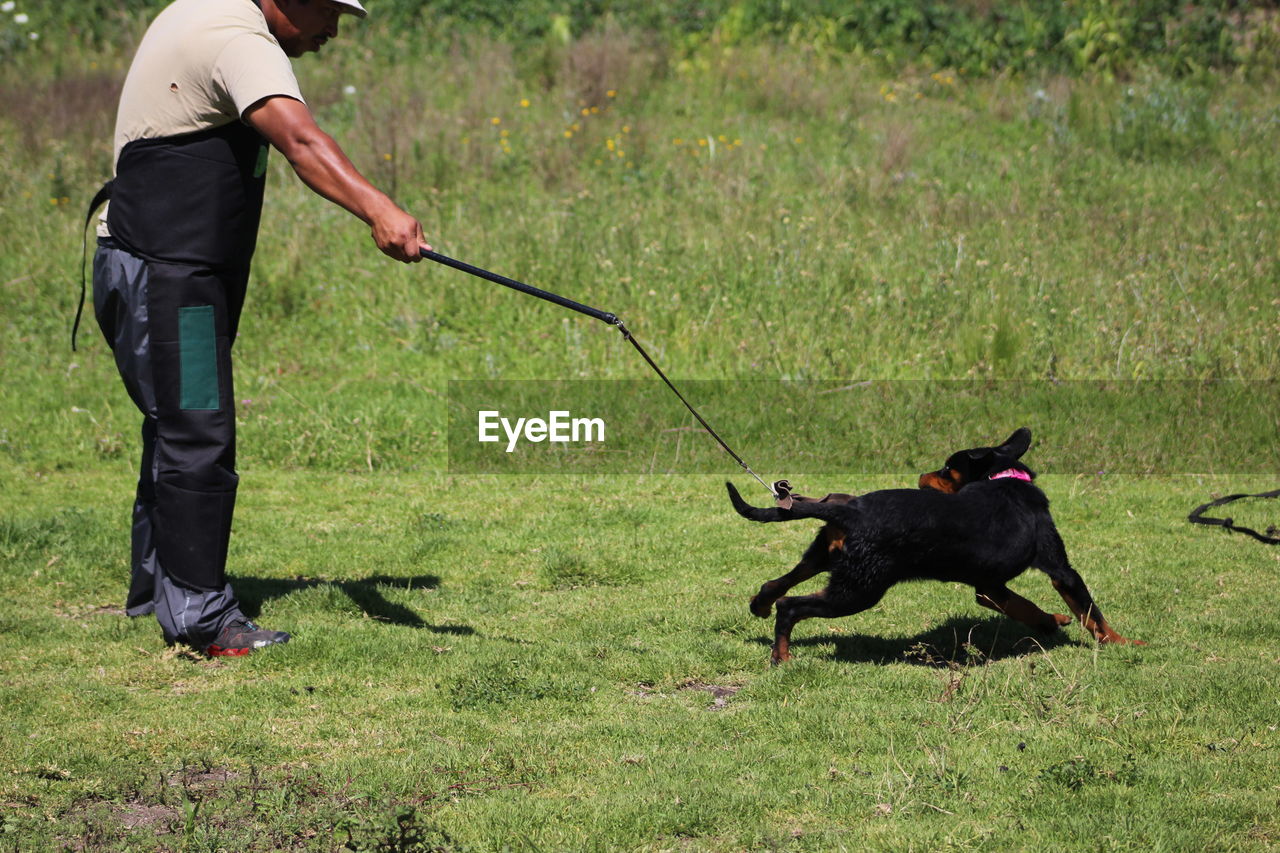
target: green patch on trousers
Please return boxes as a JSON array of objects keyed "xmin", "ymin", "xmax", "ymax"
[{"xmin": 178, "ymin": 305, "xmax": 219, "ymax": 411}]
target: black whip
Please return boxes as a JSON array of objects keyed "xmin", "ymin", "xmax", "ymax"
[
  {"xmin": 420, "ymin": 249, "xmax": 776, "ymax": 497},
  {"xmin": 422, "ymin": 250, "xmax": 617, "ymax": 325}
]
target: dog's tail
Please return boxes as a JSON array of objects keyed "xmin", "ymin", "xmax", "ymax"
[{"xmin": 726, "ymin": 481, "xmax": 854, "ymax": 525}]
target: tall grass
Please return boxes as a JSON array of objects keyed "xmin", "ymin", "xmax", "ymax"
[{"xmin": 2, "ymin": 34, "xmax": 1277, "ymax": 473}]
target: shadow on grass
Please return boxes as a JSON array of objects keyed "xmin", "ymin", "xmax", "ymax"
[
  {"xmin": 756, "ymin": 615, "xmax": 1077, "ymax": 666},
  {"xmin": 231, "ymin": 574, "xmax": 474, "ymax": 635}
]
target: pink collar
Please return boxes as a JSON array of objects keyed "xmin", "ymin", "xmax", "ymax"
[{"xmin": 989, "ymin": 468, "xmax": 1032, "ymax": 482}]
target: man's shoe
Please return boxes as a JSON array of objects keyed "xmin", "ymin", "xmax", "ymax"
[{"xmin": 205, "ymin": 619, "xmax": 291, "ymax": 657}]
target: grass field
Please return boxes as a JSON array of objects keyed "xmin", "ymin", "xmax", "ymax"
[
  {"xmin": 4, "ymin": 469, "xmax": 1280, "ymax": 850},
  {"xmin": 2, "ymin": 21, "xmax": 1279, "ymax": 852}
]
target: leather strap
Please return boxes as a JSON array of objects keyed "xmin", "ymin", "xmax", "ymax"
[
  {"xmin": 1188, "ymin": 489, "xmax": 1280, "ymax": 544},
  {"xmin": 74, "ymin": 179, "xmax": 114, "ymax": 351}
]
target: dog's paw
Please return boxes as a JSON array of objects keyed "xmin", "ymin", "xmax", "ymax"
[
  {"xmin": 749, "ymin": 596, "xmax": 773, "ymax": 618},
  {"xmin": 1106, "ymin": 635, "xmax": 1146, "ymax": 646},
  {"xmin": 1045, "ymin": 612, "xmax": 1072, "ymax": 631}
]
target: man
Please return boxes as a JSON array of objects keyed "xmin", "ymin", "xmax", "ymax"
[{"xmin": 89, "ymin": 0, "xmax": 430, "ymax": 655}]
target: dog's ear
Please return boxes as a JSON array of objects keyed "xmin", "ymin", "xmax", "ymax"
[{"xmin": 998, "ymin": 427, "xmax": 1032, "ymax": 459}]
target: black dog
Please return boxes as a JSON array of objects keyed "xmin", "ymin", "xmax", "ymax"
[{"xmin": 727, "ymin": 428, "xmax": 1142, "ymax": 665}]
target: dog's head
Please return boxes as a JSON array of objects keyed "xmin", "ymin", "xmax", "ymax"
[{"xmin": 917, "ymin": 427, "xmax": 1035, "ymax": 494}]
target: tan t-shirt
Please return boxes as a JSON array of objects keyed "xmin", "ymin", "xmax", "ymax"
[{"xmin": 102, "ymin": 0, "xmax": 304, "ymax": 234}]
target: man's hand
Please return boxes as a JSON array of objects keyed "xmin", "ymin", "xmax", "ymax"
[
  {"xmin": 367, "ymin": 199, "xmax": 431, "ymax": 263},
  {"xmin": 244, "ymin": 95, "xmax": 432, "ymax": 262}
]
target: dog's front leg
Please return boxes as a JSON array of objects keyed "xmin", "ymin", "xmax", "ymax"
[
  {"xmin": 1039, "ymin": 527, "xmax": 1145, "ymax": 646},
  {"xmin": 1050, "ymin": 579, "xmax": 1144, "ymax": 645},
  {"xmin": 975, "ymin": 586, "xmax": 1072, "ymax": 633}
]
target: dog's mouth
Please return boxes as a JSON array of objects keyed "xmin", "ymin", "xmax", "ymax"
[{"xmin": 918, "ymin": 470, "xmax": 960, "ymax": 494}]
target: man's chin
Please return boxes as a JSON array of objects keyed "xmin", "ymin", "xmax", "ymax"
[{"xmin": 279, "ymin": 39, "xmax": 322, "ymax": 58}]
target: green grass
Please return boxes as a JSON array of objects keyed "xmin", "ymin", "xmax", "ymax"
[
  {"xmin": 2, "ymin": 27, "xmax": 1279, "ymax": 853},
  {"xmin": 4, "ymin": 42, "xmax": 1280, "ymax": 474},
  {"xmin": 3, "ymin": 468, "xmax": 1280, "ymax": 850}
]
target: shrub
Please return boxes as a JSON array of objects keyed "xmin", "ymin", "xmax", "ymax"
[{"xmin": 12, "ymin": 0, "xmax": 1280, "ymax": 78}]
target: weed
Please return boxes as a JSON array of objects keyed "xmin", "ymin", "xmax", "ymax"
[{"xmin": 340, "ymin": 805, "xmax": 462, "ymax": 853}]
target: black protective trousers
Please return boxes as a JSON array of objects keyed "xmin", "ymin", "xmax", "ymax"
[{"xmin": 92, "ymin": 238, "xmax": 248, "ymax": 646}]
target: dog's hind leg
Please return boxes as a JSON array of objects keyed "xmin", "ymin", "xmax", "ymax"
[
  {"xmin": 975, "ymin": 586, "xmax": 1072, "ymax": 633},
  {"xmin": 750, "ymin": 533, "xmax": 835, "ymax": 618},
  {"xmin": 770, "ymin": 587, "xmax": 887, "ymax": 665},
  {"xmin": 1038, "ymin": 528, "xmax": 1144, "ymax": 645}
]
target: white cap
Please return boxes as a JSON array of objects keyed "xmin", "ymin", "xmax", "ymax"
[{"xmin": 329, "ymin": 0, "xmax": 367, "ymax": 18}]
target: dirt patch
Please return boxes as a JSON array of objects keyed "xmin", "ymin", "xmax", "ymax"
[
  {"xmin": 50, "ymin": 768, "xmax": 479, "ymax": 851},
  {"xmin": 117, "ymin": 801, "xmax": 180, "ymax": 831},
  {"xmin": 629, "ymin": 680, "xmax": 745, "ymax": 710},
  {"xmin": 167, "ymin": 766, "xmax": 242, "ymax": 794},
  {"xmin": 677, "ymin": 680, "xmax": 742, "ymax": 711},
  {"xmin": 55, "ymin": 798, "xmax": 179, "ymax": 851},
  {"xmin": 52, "ymin": 602, "xmax": 126, "ymax": 620}
]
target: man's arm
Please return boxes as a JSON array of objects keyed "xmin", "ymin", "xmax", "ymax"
[{"xmin": 243, "ymin": 95, "xmax": 430, "ymax": 263}]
